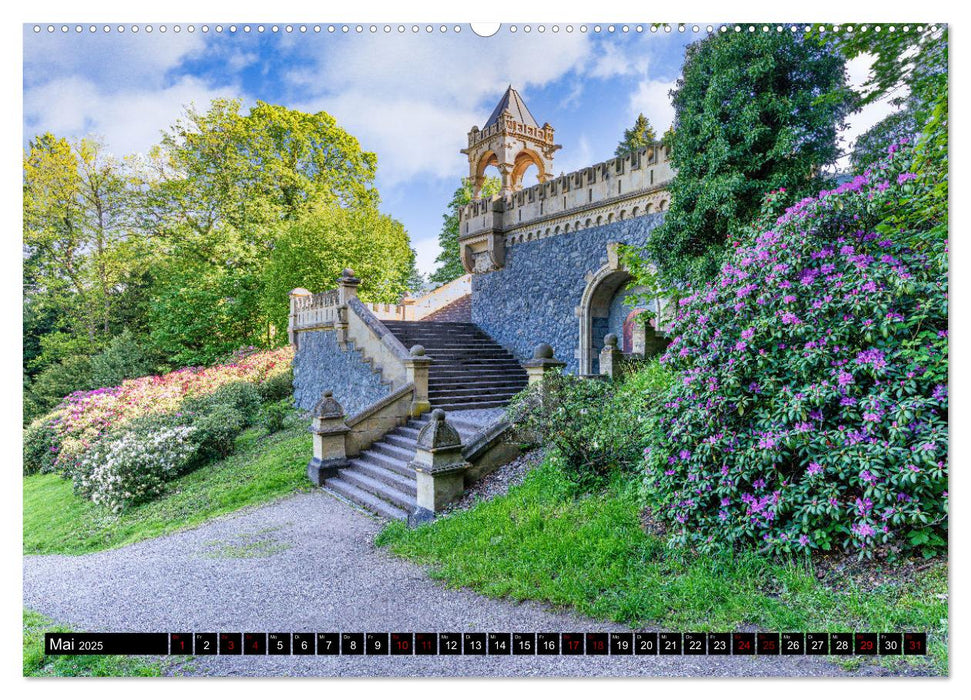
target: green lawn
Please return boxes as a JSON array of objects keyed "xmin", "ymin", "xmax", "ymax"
[
  {"xmin": 23, "ymin": 609, "xmax": 176, "ymax": 677},
  {"xmin": 377, "ymin": 457, "xmax": 948, "ymax": 675},
  {"xmin": 23, "ymin": 420, "xmax": 312, "ymax": 555}
]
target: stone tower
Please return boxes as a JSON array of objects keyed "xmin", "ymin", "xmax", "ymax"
[{"xmin": 462, "ymin": 86, "xmax": 561, "ymax": 198}]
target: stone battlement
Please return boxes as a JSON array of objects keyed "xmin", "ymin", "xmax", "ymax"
[{"xmin": 458, "ymin": 144, "xmax": 674, "ymax": 274}]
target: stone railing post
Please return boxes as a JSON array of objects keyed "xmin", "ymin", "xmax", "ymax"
[
  {"xmin": 404, "ymin": 344, "xmax": 432, "ymax": 417},
  {"xmin": 288, "ymin": 287, "xmax": 312, "ymax": 347},
  {"xmin": 307, "ymin": 391, "xmax": 349, "ymax": 486},
  {"xmin": 523, "ymin": 343, "xmax": 566, "ymax": 385},
  {"xmin": 337, "ymin": 267, "xmax": 360, "ymax": 305},
  {"xmin": 599, "ymin": 333, "xmax": 624, "ymax": 379},
  {"xmin": 408, "ymin": 410, "xmax": 469, "ymax": 527}
]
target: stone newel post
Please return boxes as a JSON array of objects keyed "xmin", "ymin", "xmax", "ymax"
[
  {"xmin": 337, "ymin": 267, "xmax": 360, "ymax": 305},
  {"xmin": 307, "ymin": 391, "xmax": 349, "ymax": 486},
  {"xmin": 404, "ymin": 344, "xmax": 433, "ymax": 417},
  {"xmin": 523, "ymin": 343, "xmax": 566, "ymax": 385},
  {"xmin": 599, "ymin": 333, "xmax": 624, "ymax": 379},
  {"xmin": 408, "ymin": 410, "xmax": 470, "ymax": 527}
]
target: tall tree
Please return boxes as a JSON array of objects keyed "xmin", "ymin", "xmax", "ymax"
[
  {"xmin": 24, "ymin": 134, "xmax": 137, "ymax": 347},
  {"xmin": 141, "ymin": 99, "xmax": 379, "ymax": 242},
  {"xmin": 429, "ymin": 176, "xmax": 500, "ymax": 286},
  {"xmin": 643, "ymin": 30, "xmax": 852, "ymax": 285},
  {"xmin": 615, "ymin": 113, "xmax": 657, "ymax": 157},
  {"xmin": 261, "ymin": 203, "xmax": 417, "ymax": 337}
]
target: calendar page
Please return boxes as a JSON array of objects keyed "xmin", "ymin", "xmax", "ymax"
[{"xmin": 21, "ymin": 17, "xmax": 949, "ymax": 682}]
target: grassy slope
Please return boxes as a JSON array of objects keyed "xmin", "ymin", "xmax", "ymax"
[
  {"xmin": 23, "ymin": 609, "xmax": 173, "ymax": 677},
  {"xmin": 378, "ymin": 458, "xmax": 948, "ymax": 675},
  {"xmin": 23, "ymin": 420, "xmax": 312, "ymax": 555}
]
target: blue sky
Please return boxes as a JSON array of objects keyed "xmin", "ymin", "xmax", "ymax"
[{"xmin": 22, "ymin": 23, "xmax": 891, "ymax": 277}]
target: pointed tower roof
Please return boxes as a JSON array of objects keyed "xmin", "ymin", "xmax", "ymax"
[{"xmin": 484, "ymin": 85, "xmax": 539, "ymax": 128}]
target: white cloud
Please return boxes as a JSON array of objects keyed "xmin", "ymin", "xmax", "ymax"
[
  {"xmin": 628, "ymin": 78, "xmax": 677, "ymax": 133},
  {"xmin": 23, "ymin": 75, "xmax": 239, "ymax": 156},
  {"xmin": 23, "ymin": 29, "xmax": 206, "ymax": 92},
  {"xmin": 588, "ymin": 40, "xmax": 651, "ymax": 80}
]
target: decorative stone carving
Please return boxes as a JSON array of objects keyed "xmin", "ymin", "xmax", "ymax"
[
  {"xmin": 523, "ymin": 343, "xmax": 566, "ymax": 384},
  {"xmin": 408, "ymin": 410, "xmax": 470, "ymax": 527},
  {"xmin": 307, "ymin": 391, "xmax": 349, "ymax": 486},
  {"xmin": 599, "ymin": 333, "xmax": 624, "ymax": 379}
]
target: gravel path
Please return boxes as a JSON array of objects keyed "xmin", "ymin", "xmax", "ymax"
[{"xmin": 24, "ymin": 490, "xmax": 868, "ymax": 677}]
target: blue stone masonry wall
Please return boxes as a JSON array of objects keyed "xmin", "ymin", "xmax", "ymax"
[
  {"xmin": 472, "ymin": 215, "xmax": 664, "ymax": 373},
  {"xmin": 292, "ymin": 330, "xmax": 390, "ymax": 416}
]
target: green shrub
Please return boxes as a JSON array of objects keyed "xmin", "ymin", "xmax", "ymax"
[
  {"xmin": 642, "ymin": 141, "xmax": 947, "ymax": 557},
  {"xmin": 506, "ymin": 362, "xmax": 673, "ymax": 492},
  {"xmin": 23, "ymin": 418, "xmax": 62, "ymax": 475},
  {"xmin": 183, "ymin": 381, "xmax": 262, "ymax": 426},
  {"xmin": 89, "ymin": 329, "xmax": 156, "ymax": 388},
  {"xmin": 261, "ymin": 400, "xmax": 291, "ymax": 434},
  {"xmin": 188, "ymin": 405, "xmax": 247, "ymax": 463},
  {"xmin": 24, "ymin": 355, "xmax": 94, "ymax": 422},
  {"xmin": 256, "ymin": 368, "xmax": 294, "ymax": 403}
]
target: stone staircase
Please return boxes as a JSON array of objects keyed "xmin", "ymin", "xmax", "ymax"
[
  {"xmin": 324, "ymin": 412, "xmax": 486, "ymax": 519},
  {"xmin": 323, "ymin": 320, "xmax": 528, "ymax": 519},
  {"xmin": 381, "ymin": 321, "xmax": 529, "ymax": 411}
]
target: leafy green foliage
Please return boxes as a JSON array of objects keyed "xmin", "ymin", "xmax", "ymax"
[
  {"xmin": 615, "ymin": 113, "xmax": 657, "ymax": 157},
  {"xmin": 24, "ymin": 355, "xmax": 95, "ymax": 422},
  {"xmin": 261, "ymin": 203, "xmax": 417, "ymax": 333},
  {"xmin": 642, "ymin": 30, "xmax": 852, "ymax": 286},
  {"xmin": 429, "ymin": 176, "xmax": 501, "ymax": 286},
  {"xmin": 506, "ymin": 363, "xmax": 674, "ymax": 491},
  {"xmin": 89, "ymin": 329, "xmax": 157, "ymax": 388},
  {"xmin": 642, "ymin": 143, "xmax": 947, "ymax": 557},
  {"xmin": 256, "ymin": 366, "xmax": 294, "ymax": 403},
  {"xmin": 261, "ymin": 400, "xmax": 292, "ymax": 434}
]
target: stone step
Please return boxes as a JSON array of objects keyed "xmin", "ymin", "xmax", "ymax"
[
  {"xmin": 370, "ymin": 441, "xmax": 415, "ymax": 463},
  {"xmin": 397, "ymin": 425, "xmax": 421, "ymax": 440},
  {"xmin": 429, "ymin": 367, "xmax": 527, "ymax": 378},
  {"xmin": 428, "ymin": 385, "xmax": 526, "ymax": 399},
  {"xmin": 384, "ymin": 433, "xmax": 419, "ymax": 451},
  {"xmin": 432, "ymin": 399, "xmax": 512, "ymax": 411},
  {"xmin": 325, "ymin": 478, "xmax": 410, "ymax": 520},
  {"xmin": 349, "ymin": 455, "xmax": 416, "ymax": 489},
  {"xmin": 356, "ymin": 449, "xmax": 415, "ymax": 478},
  {"xmin": 340, "ymin": 465, "xmax": 417, "ymax": 501},
  {"xmin": 428, "ymin": 377, "xmax": 527, "ymax": 388}
]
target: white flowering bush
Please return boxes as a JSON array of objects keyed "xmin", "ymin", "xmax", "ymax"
[{"xmin": 73, "ymin": 425, "xmax": 199, "ymax": 512}]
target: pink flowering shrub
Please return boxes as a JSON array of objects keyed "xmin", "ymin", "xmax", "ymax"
[
  {"xmin": 24, "ymin": 347, "xmax": 293, "ymax": 476},
  {"xmin": 642, "ymin": 142, "xmax": 947, "ymax": 556}
]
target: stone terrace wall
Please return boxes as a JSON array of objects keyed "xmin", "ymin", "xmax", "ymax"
[
  {"xmin": 292, "ymin": 330, "xmax": 391, "ymax": 416},
  {"xmin": 471, "ymin": 215, "xmax": 663, "ymax": 373}
]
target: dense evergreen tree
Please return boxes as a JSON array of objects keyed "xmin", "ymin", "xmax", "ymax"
[
  {"xmin": 615, "ymin": 113, "xmax": 657, "ymax": 157},
  {"xmin": 429, "ymin": 176, "xmax": 500, "ymax": 286},
  {"xmin": 643, "ymin": 30, "xmax": 852, "ymax": 286}
]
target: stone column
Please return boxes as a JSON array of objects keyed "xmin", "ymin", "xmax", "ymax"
[
  {"xmin": 523, "ymin": 343, "xmax": 566, "ymax": 385},
  {"xmin": 404, "ymin": 344, "xmax": 433, "ymax": 417},
  {"xmin": 337, "ymin": 268, "xmax": 360, "ymax": 305},
  {"xmin": 307, "ymin": 391, "xmax": 349, "ymax": 486},
  {"xmin": 599, "ymin": 333, "xmax": 624, "ymax": 379},
  {"xmin": 288, "ymin": 288, "xmax": 311, "ymax": 347},
  {"xmin": 408, "ymin": 410, "xmax": 470, "ymax": 527}
]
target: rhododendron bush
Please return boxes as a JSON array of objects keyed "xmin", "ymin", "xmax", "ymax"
[
  {"xmin": 642, "ymin": 143, "xmax": 947, "ymax": 556},
  {"xmin": 24, "ymin": 347, "xmax": 293, "ymax": 477}
]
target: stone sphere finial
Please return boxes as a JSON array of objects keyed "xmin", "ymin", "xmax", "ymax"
[
  {"xmin": 431, "ymin": 409, "xmax": 446, "ymax": 422},
  {"xmin": 533, "ymin": 343, "xmax": 554, "ymax": 360},
  {"xmin": 410, "ymin": 344, "xmax": 426, "ymax": 357},
  {"xmin": 341, "ymin": 267, "xmax": 355, "ymax": 278},
  {"xmin": 324, "ymin": 390, "xmax": 333, "ymax": 397},
  {"xmin": 604, "ymin": 333, "xmax": 618, "ymax": 348}
]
